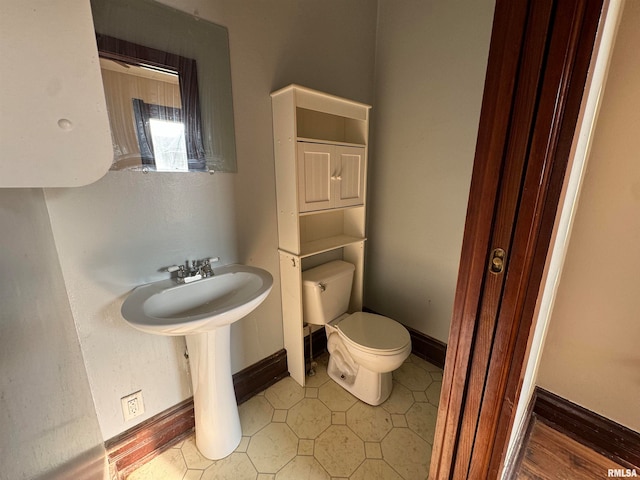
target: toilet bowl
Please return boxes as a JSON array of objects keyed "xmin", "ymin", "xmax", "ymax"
[{"xmin": 302, "ymin": 260, "xmax": 411, "ymax": 405}]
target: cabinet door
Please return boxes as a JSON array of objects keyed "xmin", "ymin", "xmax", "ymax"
[
  {"xmin": 333, "ymin": 146, "xmax": 366, "ymax": 208},
  {"xmin": 297, "ymin": 142, "xmax": 333, "ymax": 212}
]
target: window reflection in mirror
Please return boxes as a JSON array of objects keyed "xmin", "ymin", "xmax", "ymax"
[
  {"xmin": 98, "ymin": 35, "xmax": 206, "ymax": 172},
  {"xmin": 91, "ymin": 0, "xmax": 237, "ymax": 172}
]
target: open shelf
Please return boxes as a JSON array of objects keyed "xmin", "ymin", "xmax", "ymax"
[
  {"xmin": 297, "ymin": 137, "xmax": 365, "ymax": 148},
  {"xmin": 296, "ymin": 107, "xmax": 367, "ymax": 145},
  {"xmin": 299, "ymin": 235, "xmax": 366, "ymax": 258},
  {"xmin": 298, "ymin": 204, "xmax": 364, "ymax": 217}
]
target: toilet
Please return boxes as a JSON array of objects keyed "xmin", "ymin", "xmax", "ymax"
[{"xmin": 302, "ymin": 260, "xmax": 411, "ymax": 405}]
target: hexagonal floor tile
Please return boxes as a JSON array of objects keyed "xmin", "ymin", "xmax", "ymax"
[
  {"xmin": 411, "ymin": 355, "xmax": 442, "ymax": 373},
  {"xmin": 304, "ymin": 358, "xmax": 331, "ymax": 388},
  {"xmin": 201, "ymin": 452, "xmax": 257, "ymax": 480},
  {"xmin": 381, "ymin": 428, "xmax": 431, "ymax": 480},
  {"xmin": 314, "ymin": 425, "xmax": 365, "ymax": 477},
  {"xmin": 127, "ymin": 447, "xmax": 186, "ymax": 480},
  {"xmin": 381, "ymin": 381, "xmax": 415, "ymax": 414},
  {"xmin": 239, "ymin": 395, "xmax": 274, "ymax": 436},
  {"xmin": 393, "ymin": 361, "xmax": 433, "ymax": 391},
  {"xmin": 183, "ymin": 470, "xmax": 205, "ymax": 480},
  {"xmin": 247, "ymin": 423, "xmax": 298, "ymax": 473},
  {"xmin": 346, "ymin": 402, "xmax": 392, "ymax": 442},
  {"xmin": 318, "ymin": 380, "xmax": 358, "ymax": 411},
  {"xmin": 426, "ymin": 380, "xmax": 443, "ymax": 406},
  {"xmin": 350, "ymin": 459, "xmax": 403, "ymax": 480},
  {"xmin": 275, "ymin": 456, "xmax": 329, "ymax": 480},
  {"xmin": 406, "ymin": 401, "xmax": 439, "ymax": 443},
  {"xmin": 181, "ymin": 436, "xmax": 214, "ymax": 470},
  {"xmin": 264, "ymin": 377, "xmax": 305, "ymax": 410},
  {"xmin": 287, "ymin": 398, "xmax": 331, "ymax": 439}
]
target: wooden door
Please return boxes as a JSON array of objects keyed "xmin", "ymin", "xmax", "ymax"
[
  {"xmin": 333, "ymin": 146, "xmax": 365, "ymax": 209},
  {"xmin": 429, "ymin": 0, "xmax": 604, "ymax": 478},
  {"xmin": 297, "ymin": 142, "xmax": 333, "ymax": 212}
]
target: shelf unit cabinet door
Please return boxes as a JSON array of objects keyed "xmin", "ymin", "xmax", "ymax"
[
  {"xmin": 297, "ymin": 143, "xmax": 333, "ymax": 212},
  {"xmin": 333, "ymin": 146, "xmax": 366, "ymax": 208}
]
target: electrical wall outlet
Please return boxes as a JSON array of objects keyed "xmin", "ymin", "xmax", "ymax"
[{"xmin": 121, "ymin": 390, "xmax": 145, "ymax": 421}]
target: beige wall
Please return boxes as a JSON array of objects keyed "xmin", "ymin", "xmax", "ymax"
[
  {"xmin": 0, "ymin": 190, "xmax": 104, "ymax": 479},
  {"xmin": 537, "ymin": 0, "xmax": 640, "ymax": 432},
  {"xmin": 365, "ymin": 0, "xmax": 495, "ymax": 342},
  {"xmin": 190, "ymin": 0, "xmax": 379, "ymax": 369}
]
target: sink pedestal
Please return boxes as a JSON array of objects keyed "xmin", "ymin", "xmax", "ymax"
[
  {"xmin": 120, "ymin": 264, "xmax": 273, "ymax": 459},
  {"xmin": 185, "ymin": 325, "xmax": 241, "ymax": 460}
]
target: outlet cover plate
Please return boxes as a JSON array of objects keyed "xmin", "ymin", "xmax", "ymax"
[{"xmin": 121, "ymin": 390, "xmax": 144, "ymax": 421}]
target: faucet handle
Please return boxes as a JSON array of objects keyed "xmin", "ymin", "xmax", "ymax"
[
  {"xmin": 199, "ymin": 257, "xmax": 219, "ymax": 278},
  {"xmin": 166, "ymin": 265, "xmax": 186, "ymax": 279}
]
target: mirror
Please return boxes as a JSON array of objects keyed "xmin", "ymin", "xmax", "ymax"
[
  {"xmin": 91, "ymin": 0, "xmax": 237, "ymax": 172},
  {"xmin": 98, "ymin": 35, "xmax": 206, "ymax": 171}
]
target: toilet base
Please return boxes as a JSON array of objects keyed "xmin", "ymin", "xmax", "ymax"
[{"xmin": 327, "ymin": 354, "xmax": 393, "ymax": 406}]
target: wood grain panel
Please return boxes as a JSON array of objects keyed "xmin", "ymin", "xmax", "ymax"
[
  {"xmin": 484, "ymin": 2, "xmax": 605, "ymax": 475},
  {"xmin": 429, "ymin": 0, "xmax": 604, "ymax": 477},
  {"xmin": 429, "ymin": 2, "xmax": 532, "ymax": 476},
  {"xmin": 516, "ymin": 419, "xmax": 626, "ymax": 480},
  {"xmin": 534, "ymin": 388, "xmax": 640, "ymax": 470}
]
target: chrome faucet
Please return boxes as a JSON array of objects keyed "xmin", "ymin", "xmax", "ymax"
[{"xmin": 166, "ymin": 257, "xmax": 219, "ymax": 283}]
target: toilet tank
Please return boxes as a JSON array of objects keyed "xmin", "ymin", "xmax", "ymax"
[{"xmin": 302, "ymin": 260, "xmax": 355, "ymax": 325}]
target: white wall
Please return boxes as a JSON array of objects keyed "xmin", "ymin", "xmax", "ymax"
[
  {"xmin": 365, "ymin": 0, "xmax": 495, "ymax": 343},
  {"xmin": 536, "ymin": 0, "xmax": 640, "ymax": 433},
  {"xmin": 44, "ymin": 0, "xmax": 378, "ymax": 441},
  {"xmin": 0, "ymin": 189, "xmax": 104, "ymax": 480}
]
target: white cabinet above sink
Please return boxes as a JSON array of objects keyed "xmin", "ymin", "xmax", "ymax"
[{"xmin": 0, "ymin": 0, "xmax": 112, "ymax": 187}]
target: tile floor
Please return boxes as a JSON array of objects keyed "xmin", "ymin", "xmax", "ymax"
[{"xmin": 127, "ymin": 353, "xmax": 442, "ymax": 480}]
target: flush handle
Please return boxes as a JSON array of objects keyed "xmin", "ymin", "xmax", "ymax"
[{"xmin": 490, "ymin": 248, "xmax": 506, "ymax": 274}]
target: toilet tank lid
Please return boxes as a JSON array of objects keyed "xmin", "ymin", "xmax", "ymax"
[{"xmin": 302, "ymin": 260, "xmax": 355, "ymax": 285}]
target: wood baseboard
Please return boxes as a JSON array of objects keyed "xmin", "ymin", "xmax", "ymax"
[
  {"xmin": 106, "ymin": 348, "xmax": 288, "ymax": 478},
  {"xmin": 233, "ymin": 349, "xmax": 289, "ymax": 404},
  {"xmin": 106, "ymin": 398, "xmax": 195, "ymax": 479},
  {"xmin": 533, "ymin": 387, "xmax": 640, "ymax": 469},
  {"xmin": 404, "ymin": 325, "xmax": 447, "ymax": 369}
]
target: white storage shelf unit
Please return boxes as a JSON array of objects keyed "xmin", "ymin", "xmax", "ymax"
[{"xmin": 271, "ymin": 85, "xmax": 371, "ymax": 385}]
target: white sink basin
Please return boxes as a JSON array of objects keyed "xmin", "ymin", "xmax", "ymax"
[
  {"xmin": 120, "ymin": 263, "xmax": 273, "ymax": 460},
  {"xmin": 121, "ymin": 264, "xmax": 273, "ymax": 335}
]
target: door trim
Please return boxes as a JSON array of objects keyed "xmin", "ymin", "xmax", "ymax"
[{"xmin": 429, "ymin": 0, "xmax": 605, "ymax": 477}]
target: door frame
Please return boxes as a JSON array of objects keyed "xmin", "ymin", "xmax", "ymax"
[{"xmin": 429, "ymin": 0, "xmax": 605, "ymax": 478}]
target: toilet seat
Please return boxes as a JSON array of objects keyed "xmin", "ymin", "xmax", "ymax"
[{"xmin": 336, "ymin": 312, "xmax": 411, "ymax": 355}]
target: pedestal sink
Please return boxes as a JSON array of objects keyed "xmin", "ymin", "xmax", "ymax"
[{"xmin": 121, "ymin": 264, "xmax": 273, "ymax": 459}]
